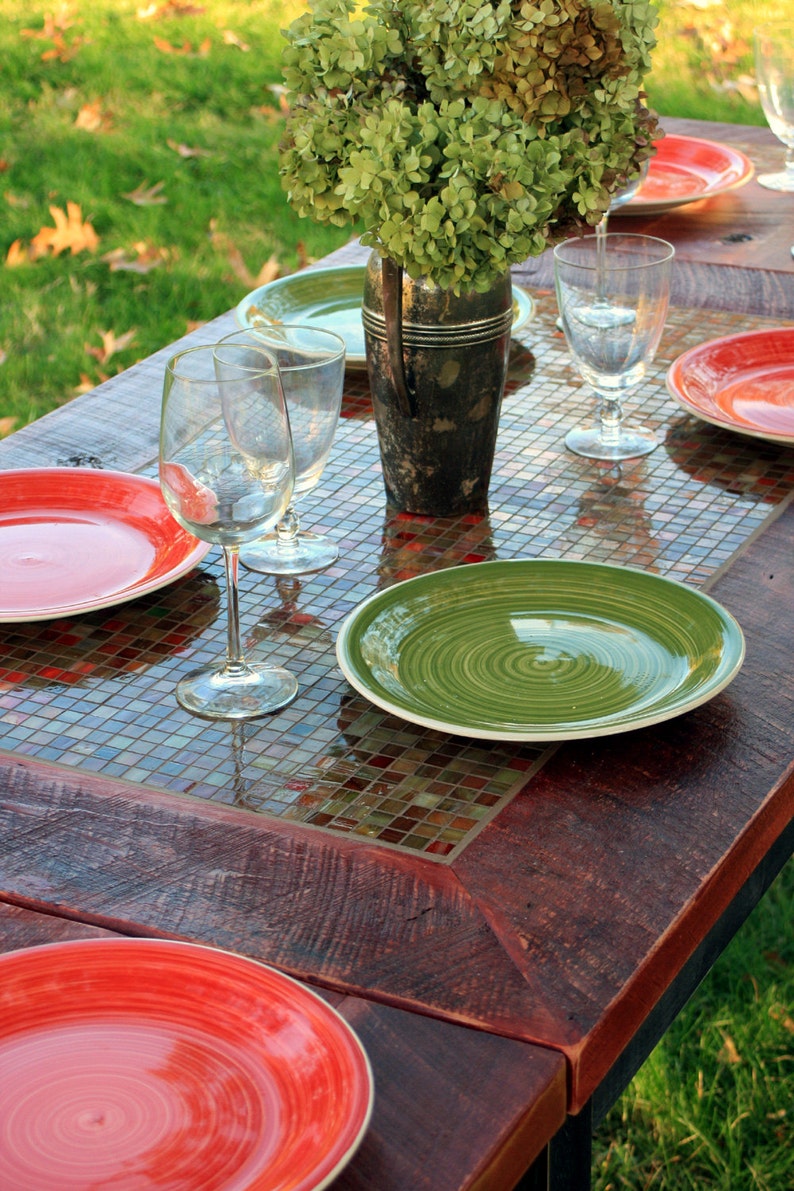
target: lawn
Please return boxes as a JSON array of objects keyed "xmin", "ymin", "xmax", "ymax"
[{"xmin": 1, "ymin": 3, "xmax": 792, "ymax": 1187}]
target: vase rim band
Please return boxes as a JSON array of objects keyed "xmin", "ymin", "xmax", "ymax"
[{"xmin": 361, "ymin": 306, "xmax": 514, "ymax": 347}]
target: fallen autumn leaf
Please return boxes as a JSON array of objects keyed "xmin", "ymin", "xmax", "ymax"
[{"xmin": 30, "ymin": 203, "xmax": 99, "ymax": 257}]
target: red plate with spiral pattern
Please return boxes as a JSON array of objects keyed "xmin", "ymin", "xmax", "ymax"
[{"xmin": 0, "ymin": 939, "xmax": 373, "ymax": 1191}]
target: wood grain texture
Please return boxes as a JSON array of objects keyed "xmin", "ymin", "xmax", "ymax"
[
  {"xmin": 0, "ymin": 752, "xmax": 555, "ymax": 1037},
  {"xmin": 0, "ymin": 904, "xmax": 566, "ymax": 1191}
]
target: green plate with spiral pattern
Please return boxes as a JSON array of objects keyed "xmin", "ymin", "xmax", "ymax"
[{"xmin": 335, "ymin": 560, "xmax": 745, "ymax": 741}]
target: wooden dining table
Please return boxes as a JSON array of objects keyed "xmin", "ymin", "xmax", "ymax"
[{"xmin": 0, "ymin": 115, "xmax": 792, "ymax": 1190}]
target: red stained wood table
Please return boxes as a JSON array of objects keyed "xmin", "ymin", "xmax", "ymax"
[{"xmin": 0, "ymin": 117, "xmax": 792, "ymax": 1190}]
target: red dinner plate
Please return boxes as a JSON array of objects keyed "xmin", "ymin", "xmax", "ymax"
[
  {"xmin": 624, "ymin": 134, "xmax": 754, "ymax": 214},
  {"xmin": 666, "ymin": 327, "xmax": 794, "ymax": 444},
  {"xmin": 0, "ymin": 938, "xmax": 373, "ymax": 1191},
  {"xmin": 0, "ymin": 468, "xmax": 210, "ymax": 622}
]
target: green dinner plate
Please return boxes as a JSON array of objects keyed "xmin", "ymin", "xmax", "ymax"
[
  {"xmin": 335, "ymin": 560, "xmax": 745, "ymax": 741},
  {"xmin": 235, "ymin": 265, "xmax": 535, "ymax": 366}
]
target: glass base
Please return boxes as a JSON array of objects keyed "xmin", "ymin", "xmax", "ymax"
[
  {"xmin": 565, "ymin": 424, "xmax": 658, "ymax": 462},
  {"xmin": 756, "ymin": 171, "xmax": 794, "ymax": 192},
  {"xmin": 240, "ymin": 531, "xmax": 339, "ymax": 576},
  {"xmin": 176, "ymin": 662, "xmax": 298, "ymax": 720}
]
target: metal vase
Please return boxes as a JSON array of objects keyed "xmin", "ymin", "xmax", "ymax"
[{"xmin": 362, "ymin": 252, "xmax": 513, "ymax": 515}]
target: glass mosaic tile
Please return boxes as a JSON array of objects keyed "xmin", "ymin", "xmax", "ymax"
[{"xmin": 1, "ymin": 295, "xmax": 792, "ymax": 861}]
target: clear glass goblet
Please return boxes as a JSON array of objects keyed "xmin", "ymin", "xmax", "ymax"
[
  {"xmin": 159, "ymin": 341, "xmax": 297, "ymax": 719},
  {"xmin": 754, "ymin": 22, "xmax": 794, "ymax": 193},
  {"xmin": 554, "ymin": 233, "xmax": 674, "ymax": 461},
  {"xmin": 555, "ymin": 161, "xmax": 650, "ymax": 332},
  {"xmin": 220, "ymin": 325, "xmax": 346, "ymax": 576},
  {"xmin": 591, "ymin": 159, "xmax": 651, "ymax": 323}
]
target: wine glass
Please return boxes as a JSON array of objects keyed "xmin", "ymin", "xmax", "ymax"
[
  {"xmin": 219, "ymin": 326, "xmax": 346, "ymax": 575},
  {"xmin": 554, "ymin": 233, "xmax": 674, "ymax": 461},
  {"xmin": 555, "ymin": 161, "xmax": 650, "ymax": 331},
  {"xmin": 754, "ymin": 22, "xmax": 794, "ymax": 192},
  {"xmin": 159, "ymin": 342, "xmax": 297, "ymax": 719},
  {"xmin": 591, "ymin": 159, "xmax": 651, "ymax": 320}
]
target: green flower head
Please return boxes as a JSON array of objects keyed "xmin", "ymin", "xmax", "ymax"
[{"xmin": 280, "ymin": 0, "xmax": 660, "ymax": 292}]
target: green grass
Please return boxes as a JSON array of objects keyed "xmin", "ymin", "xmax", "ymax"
[
  {"xmin": 593, "ymin": 864, "xmax": 793, "ymax": 1190},
  {"xmin": 0, "ymin": 0, "xmax": 350, "ymax": 429},
  {"xmin": 0, "ymin": 4, "xmax": 792, "ymax": 1185}
]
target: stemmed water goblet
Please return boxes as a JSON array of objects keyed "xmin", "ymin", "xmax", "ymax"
[
  {"xmin": 555, "ymin": 161, "xmax": 649, "ymax": 332},
  {"xmin": 754, "ymin": 22, "xmax": 794, "ymax": 192},
  {"xmin": 554, "ymin": 233, "xmax": 674, "ymax": 461},
  {"xmin": 159, "ymin": 341, "xmax": 297, "ymax": 719},
  {"xmin": 220, "ymin": 326, "xmax": 346, "ymax": 576},
  {"xmin": 591, "ymin": 159, "xmax": 651, "ymax": 323}
]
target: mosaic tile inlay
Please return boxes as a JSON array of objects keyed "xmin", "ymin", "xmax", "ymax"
[{"xmin": 1, "ymin": 295, "xmax": 792, "ymax": 860}]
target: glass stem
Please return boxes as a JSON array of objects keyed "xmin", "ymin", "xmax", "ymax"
[
  {"xmin": 222, "ymin": 545, "xmax": 248, "ymax": 676},
  {"xmin": 276, "ymin": 503, "xmax": 301, "ymax": 552},
  {"xmin": 785, "ymin": 143, "xmax": 794, "ymax": 187},
  {"xmin": 595, "ymin": 214, "xmax": 608, "ymax": 303},
  {"xmin": 597, "ymin": 396, "xmax": 623, "ymax": 446}
]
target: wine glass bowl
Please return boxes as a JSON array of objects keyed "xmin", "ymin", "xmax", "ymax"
[
  {"xmin": 554, "ymin": 233, "xmax": 674, "ymax": 462},
  {"xmin": 220, "ymin": 325, "xmax": 346, "ymax": 576},
  {"xmin": 754, "ymin": 22, "xmax": 794, "ymax": 193},
  {"xmin": 159, "ymin": 342, "xmax": 297, "ymax": 719}
]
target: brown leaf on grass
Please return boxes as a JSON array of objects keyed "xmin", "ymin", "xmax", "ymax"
[
  {"xmin": 166, "ymin": 138, "xmax": 211, "ymax": 159},
  {"xmin": 85, "ymin": 329, "xmax": 137, "ymax": 366},
  {"xmin": 22, "ymin": 11, "xmax": 85, "ymax": 66},
  {"xmin": 137, "ymin": 1, "xmax": 206, "ymax": 16},
  {"xmin": 75, "ymin": 100, "xmax": 113, "ymax": 132},
  {"xmin": 5, "ymin": 239, "xmax": 32, "ymax": 266},
  {"xmin": 72, "ymin": 371, "xmax": 108, "ymax": 396},
  {"xmin": 153, "ymin": 37, "xmax": 188, "ymax": 54},
  {"xmin": 153, "ymin": 36, "xmax": 210, "ymax": 56},
  {"xmin": 30, "ymin": 203, "xmax": 99, "ymax": 257},
  {"xmin": 255, "ymin": 256, "xmax": 282, "ymax": 287},
  {"xmin": 769, "ymin": 1005, "xmax": 794, "ymax": 1034},
  {"xmin": 0, "ymin": 416, "xmax": 18, "ymax": 438},
  {"xmin": 41, "ymin": 34, "xmax": 83, "ymax": 63},
  {"xmin": 222, "ymin": 30, "xmax": 250, "ymax": 52},
  {"xmin": 0, "ymin": 160, "xmax": 9, "ymax": 172},
  {"xmin": 102, "ymin": 242, "xmax": 170, "ymax": 273},
  {"xmin": 250, "ymin": 104, "xmax": 283, "ymax": 125},
  {"xmin": 123, "ymin": 180, "xmax": 167, "ymax": 206},
  {"xmin": 21, "ymin": 9, "xmax": 74, "ymax": 39},
  {"xmin": 208, "ymin": 219, "xmax": 282, "ymax": 289},
  {"xmin": 717, "ymin": 1032, "xmax": 741, "ymax": 1064}
]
